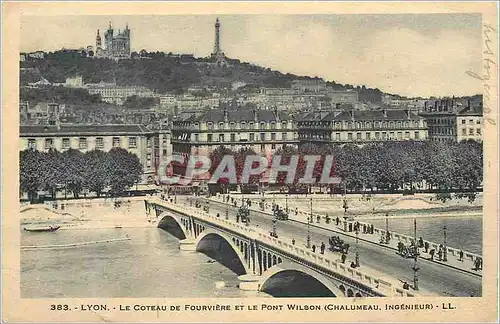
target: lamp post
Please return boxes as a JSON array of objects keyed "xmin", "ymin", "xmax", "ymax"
[
  {"xmin": 225, "ymin": 199, "xmax": 229, "ymax": 220},
  {"xmin": 306, "ymin": 197, "xmax": 312, "ymax": 248},
  {"xmin": 285, "ymin": 194, "xmax": 289, "ymax": 214},
  {"xmin": 413, "ymin": 218, "xmax": 420, "ymax": 290},
  {"xmin": 443, "ymin": 225, "xmax": 448, "ymax": 262},
  {"xmin": 385, "ymin": 213, "xmax": 390, "ymax": 244},
  {"xmin": 355, "ymin": 224, "xmax": 360, "ymax": 267}
]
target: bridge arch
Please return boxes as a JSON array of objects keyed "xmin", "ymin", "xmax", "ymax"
[
  {"xmin": 157, "ymin": 212, "xmax": 189, "ymax": 240},
  {"xmin": 259, "ymin": 262, "xmax": 345, "ymax": 297},
  {"xmin": 194, "ymin": 229, "xmax": 251, "ymax": 275}
]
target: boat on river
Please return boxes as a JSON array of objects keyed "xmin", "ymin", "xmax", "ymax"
[{"xmin": 23, "ymin": 225, "xmax": 60, "ymax": 232}]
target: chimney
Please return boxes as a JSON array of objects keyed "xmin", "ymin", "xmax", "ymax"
[
  {"xmin": 224, "ymin": 108, "xmax": 228, "ymax": 121},
  {"xmin": 406, "ymin": 109, "xmax": 411, "ymax": 119},
  {"xmin": 273, "ymin": 107, "xmax": 280, "ymax": 121},
  {"xmin": 383, "ymin": 108, "xmax": 387, "ymax": 118},
  {"xmin": 350, "ymin": 109, "xmax": 355, "ymax": 120},
  {"xmin": 253, "ymin": 109, "xmax": 258, "ymax": 122}
]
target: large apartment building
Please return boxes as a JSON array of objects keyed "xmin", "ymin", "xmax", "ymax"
[
  {"xmin": 20, "ymin": 124, "xmax": 172, "ymax": 183},
  {"xmin": 297, "ymin": 109, "xmax": 428, "ymax": 144},
  {"xmin": 171, "ymin": 108, "xmax": 299, "ymax": 156}
]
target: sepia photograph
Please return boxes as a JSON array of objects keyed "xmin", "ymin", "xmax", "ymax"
[{"xmin": 2, "ymin": 1, "xmax": 498, "ymax": 323}]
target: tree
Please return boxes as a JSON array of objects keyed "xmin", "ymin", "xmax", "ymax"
[
  {"xmin": 61, "ymin": 149, "xmax": 86, "ymax": 198},
  {"xmin": 106, "ymin": 148, "xmax": 143, "ymax": 196},
  {"xmin": 20, "ymin": 150, "xmax": 45, "ymax": 203},
  {"xmin": 83, "ymin": 150, "xmax": 109, "ymax": 197}
]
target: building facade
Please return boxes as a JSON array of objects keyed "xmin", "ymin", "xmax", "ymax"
[
  {"xmin": 420, "ymin": 99, "xmax": 483, "ymax": 142},
  {"xmin": 86, "ymin": 83, "xmax": 156, "ymax": 105},
  {"xmin": 19, "ymin": 124, "xmax": 168, "ymax": 183},
  {"xmin": 297, "ymin": 109, "xmax": 428, "ymax": 144},
  {"xmin": 171, "ymin": 108, "xmax": 299, "ymax": 156},
  {"xmin": 95, "ymin": 22, "xmax": 131, "ymax": 60}
]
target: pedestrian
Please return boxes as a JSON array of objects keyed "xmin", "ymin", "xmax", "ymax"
[
  {"xmin": 350, "ymin": 261, "xmax": 357, "ymax": 268},
  {"xmin": 370, "ymin": 225, "xmax": 374, "ymax": 234},
  {"xmin": 341, "ymin": 253, "xmax": 347, "ymax": 264},
  {"xmin": 236, "ymin": 214, "xmax": 240, "ymax": 223},
  {"xmin": 292, "ymin": 238, "xmax": 295, "ymax": 245},
  {"xmin": 312, "ymin": 245, "xmax": 316, "ymax": 253},
  {"xmin": 473, "ymin": 258, "xmax": 480, "ymax": 271},
  {"xmin": 437, "ymin": 249, "xmax": 442, "ymax": 261},
  {"xmin": 216, "ymin": 213, "xmax": 220, "ymax": 218},
  {"xmin": 295, "ymin": 207, "xmax": 298, "ymax": 215},
  {"xmin": 418, "ymin": 237, "xmax": 424, "ymax": 248},
  {"xmin": 459, "ymin": 250, "xmax": 464, "ymax": 261},
  {"xmin": 424, "ymin": 241, "xmax": 429, "ymax": 253},
  {"xmin": 320, "ymin": 242, "xmax": 325, "ymax": 254},
  {"xmin": 429, "ymin": 249, "xmax": 435, "ymax": 260},
  {"xmin": 402, "ymin": 282, "xmax": 410, "ymax": 290},
  {"xmin": 336, "ymin": 217, "xmax": 340, "ymax": 225}
]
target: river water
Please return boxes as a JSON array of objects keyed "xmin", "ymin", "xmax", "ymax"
[
  {"xmin": 20, "ymin": 227, "xmax": 270, "ymax": 298},
  {"xmin": 368, "ymin": 216, "xmax": 482, "ymax": 254}
]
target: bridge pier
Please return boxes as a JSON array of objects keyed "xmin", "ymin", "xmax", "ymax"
[
  {"xmin": 179, "ymin": 238, "xmax": 197, "ymax": 251},
  {"xmin": 238, "ymin": 274, "xmax": 261, "ymax": 291}
]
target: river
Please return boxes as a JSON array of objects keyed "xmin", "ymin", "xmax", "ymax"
[{"xmin": 20, "ymin": 227, "xmax": 271, "ymax": 298}]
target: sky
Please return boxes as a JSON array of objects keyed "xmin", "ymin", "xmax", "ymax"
[{"xmin": 20, "ymin": 14, "xmax": 483, "ymax": 98}]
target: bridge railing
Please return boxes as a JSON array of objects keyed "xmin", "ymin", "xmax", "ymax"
[{"xmin": 151, "ymin": 198, "xmax": 417, "ymax": 297}]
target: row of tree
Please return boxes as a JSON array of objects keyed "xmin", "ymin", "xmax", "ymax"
[
  {"xmin": 20, "ymin": 148, "xmax": 143, "ymax": 203},
  {"xmin": 204, "ymin": 140, "xmax": 482, "ymax": 200}
]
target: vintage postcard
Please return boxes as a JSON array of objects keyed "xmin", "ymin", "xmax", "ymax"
[{"xmin": 1, "ymin": 1, "xmax": 498, "ymax": 323}]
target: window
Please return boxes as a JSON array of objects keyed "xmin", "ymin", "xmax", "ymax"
[
  {"xmin": 469, "ymin": 128, "xmax": 474, "ymax": 135},
  {"xmin": 44, "ymin": 138, "xmax": 53, "ymax": 150},
  {"xmin": 62, "ymin": 138, "xmax": 70, "ymax": 149},
  {"xmin": 366, "ymin": 132, "xmax": 371, "ymax": 140},
  {"xmin": 347, "ymin": 133, "xmax": 353, "ymax": 141},
  {"xmin": 260, "ymin": 144, "xmax": 265, "ymax": 151},
  {"xmin": 397, "ymin": 132, "xmax": 403, "ymax": 140},
  {"xmin": 335, "ymin": 133, "xmax": 341, "ymax": 141},
  {"xmin": 271, "ymin": 122, "xmax": 276, "ymax": 129},
  {"xmin": 241, "ymin": 122, "xmax": 246, "ymax": 129},
  {"xmin": 382, "ymin": 132, "xmax": 387, "ymax": 140},
  {"xmin": 281, "ymin": 122, "xmax": 287, "ymax": 129},
  {"xmin": 163, "ymin": 149, "xmax": 167, "ymax": 155},
  {"xmin": 469, "ymin": 119, "xmax": 474, "ymax": 125},
  {"xmin": 194, "ymin": 134, "xmax": 199, "ymax": 142},
  {"xmin": 260, "ymin": 133, "xmax": 265, "ymax": 141},
  {"xmin": 462, "ymin": 128, "xmax": 467, "ymax": 136},
  {"xmin": 230, "ymin": 133, "xmax": 236, "ymax": 142},
  {"xmin": 356, "ymin": 132, "xmax": 362, "ymax": 140},
  {"xmin": 128, "ymin": 137, "xmax": 137, "ymax": 148},
  {"xmin": 389, "ymin": 121, "xmax": 395, "ymax": 128},
  {"xmin": 282, "ymin": 132, "xmax": 287, "ymax": 141},
  {"xmin": 230, "ymin": 122, "xmax": 236, "ymax": 129},
  {"xmin": 405, "ymin": 131, "xmax": 410, "ymax": 139},
  {"xmin": 96, "ymin": 137, "xmax": 104, "ymax": 149},
  {"xmin": 219, "ymin": 134, "xmax": 224, "ymax": 142},
  {"xmin": 207, "ymin": 134, "xmax": 213, "ymax": 142},
  {"xmin": 218, "ymin": 122, "xmax": 225, "ymax": 129},
  {"xmin": 414, "ymin": 131, "xmax": 420, "ymax": 140},
  {"xmin": 271, "ymin": 133, "xmax": 276, "ymax": 141},
  {"xmin": 461, "ymin": 120, "xmax": 466, "ymax": 124},
  {"xmin": 476, "ymin": 120, "xmax": 481, "ymax": 125},
  {"xmin": 260, "ymin": 122, "xmax": 266, "ymax": 130},
  {"xmin": 146, "ymin": 153, "xmax": 152, "ymax": 168},
  {"xmin": 79, "ymin": 138, "xmax": 87, "ymax": 149},
  {"xmin": 271, "ymin": 143, "xmax": 276, "ymax": 149},
  {"xmin": 477, "ymin": 128, "xmax": 481, "ymax": 135},
  {"xmin": 113, "ymin": 137, "xmax": 121, "ymax": 148},
  {"xmin": 249, "ymin": 122, "xmax": 255, "ymax": 129},
  {"xmin": 207, "ymin": 122, "xmax": 214, "ymax": 130},
  {"xmin": 356, "ymin": 122, "xmax": 361, "ymax": 129},
  {"xmin": 390, "ymin": 132, "xmax": 395, "ymax": 139},
  {"xmin": 375, "ymin": 132, "xmax": 380, "ymax": 140},
  {"xmin": 146, "ymin": 138, "xmax": 151, "ymax": 148},
  {"xmin": 396, "ymin": 121, "xmax": 402, "ymax": 128},
  {"xmin": 250, "ymin": 133, "xmax": 255, "ymax": 141},
  {"xmin": 374, "ymin": 122, "xmax": 380, "ymax": 128},
  {"xmin": 27, "ymin": 138, "xmax": 36, "ymax": 150}
]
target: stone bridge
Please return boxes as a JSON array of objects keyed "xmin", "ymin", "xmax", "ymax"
[{"xmin": 146, "ymin": 198, "xmax": 416, "ymax": 298}]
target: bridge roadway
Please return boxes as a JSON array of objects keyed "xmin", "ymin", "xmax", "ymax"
[{"xmin": 195, "ymin": 197, "xmax": 481, "ymax": 297}]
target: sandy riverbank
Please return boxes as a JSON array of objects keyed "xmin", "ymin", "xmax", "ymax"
[{"xmin": 20, "ymin": 199, "xmax": 157, "ymax": 230}]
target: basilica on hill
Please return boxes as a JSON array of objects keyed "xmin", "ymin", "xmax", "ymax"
[{"xmin": 95, "ymin": 22, "xmax": 131, "ymax": 60}]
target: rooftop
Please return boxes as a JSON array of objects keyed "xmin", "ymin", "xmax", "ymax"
[{"xmin": 20, "ymin": 124, "xmax": 154, "ymax": 136}]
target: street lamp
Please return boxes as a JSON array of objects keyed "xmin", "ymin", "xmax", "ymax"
[
  {"xmin": 413, "ymin": 218, "xmax": 420, "ymax": 290},
  {"xmin": 385, "ymin": 213, "xmax": 390, "ymax": 244},
  {"xmin": 355, "ymin": 224, "xmax": 360, "ymax": 267},
  {"xmin": 306, "ymin": 197, "xmax": 312, "ymax": 248},
  {"xmin": 285, "ymin": 194, "xmax": 289, "ymax": 214},
  {"xmin": 225, "ymin": 198, "xmax": 229, "ymax": 220},
  {"xmin": 443, "ymin": 225, "xmax": 448, "ymax": 262}
]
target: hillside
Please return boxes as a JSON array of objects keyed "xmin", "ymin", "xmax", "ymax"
[{"xmin": 20, "ymin": 50, "xmax": 384, "ymax": 101}]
